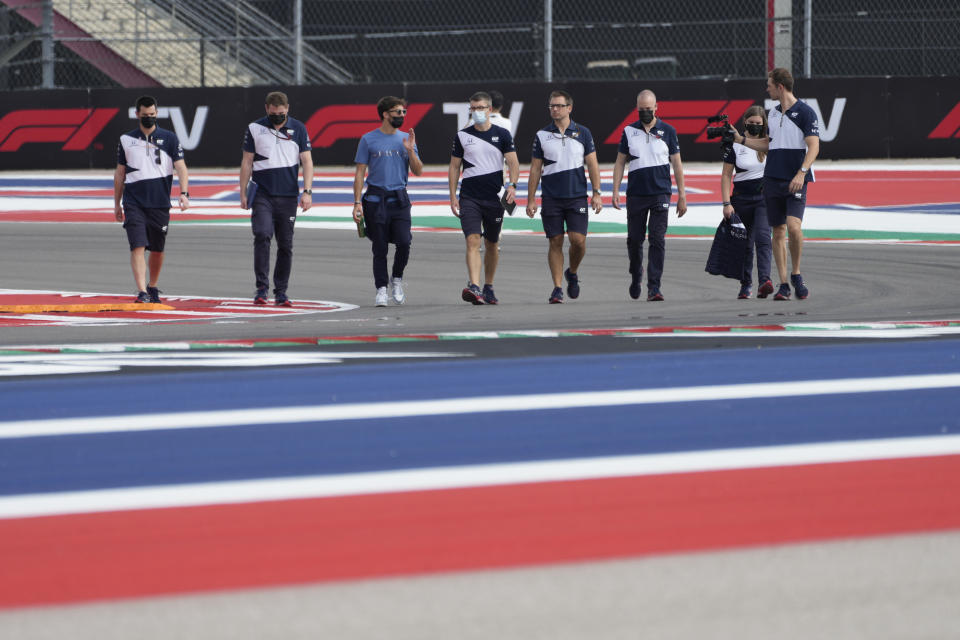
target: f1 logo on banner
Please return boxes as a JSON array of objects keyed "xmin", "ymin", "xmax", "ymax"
[
  {"xmin": 303, "ymin": 103, "xmax": 433, "ymax": 148},
  {"xmin": 0, "ymin": 109, "xmax": 118, "ymax": 152}
]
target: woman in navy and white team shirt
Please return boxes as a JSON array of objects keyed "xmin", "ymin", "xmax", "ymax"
[{"xmin": 720, "ymin": 105, "xmax": 774, "ymax": 299}]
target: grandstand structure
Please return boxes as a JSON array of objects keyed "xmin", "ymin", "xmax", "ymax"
[{"xmin": 1, "ymin": 0, "xmax": 958, "ymax": 89}]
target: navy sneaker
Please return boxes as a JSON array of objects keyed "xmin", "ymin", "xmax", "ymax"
[
  {"xmin": 254, "ymin": 288, "xmax": 268, "ymax": 305},
  {"xmin": 628, "ymin": 277, "xmax": 641, "ymax": 300},
  {"xmin": 647, "ymin": 288, "xmax": 664, "ymax": 302},
  {"xmin": 461, "ymin": 284, "xmax": 485, "ymax": 305},
  {"xmin": 757, "ymin": 279, "xmax": 775, "ymax": 298},
  {"xmin": 134, "ymin": 291, "xmax": 150, "ymax": 303},
  {"xmin": 791, "ymin": 274, "xmax": 809, "ymax": 299},
  {"xmin": 549, "ymin": 286, "xmax": 564, "ymax": 304},
  {"xmin": 737, "ymin": 284, "xmax": 752, "ymax": 299},
  {"xmin": 275, "ymin": 292, "xmax": 293, "ymax": 307},
  {"xmin": 773, "ymin": 283, "xmax": 791, "ymax": 300},
  {"xmin": 146, "ymin": 286, "xmax": 162, "ymax": 303},
  {"xmin": 482, "ymin": 284, "xmax": 498, "ymax": 305},
  {"xmin": 564, "ymin": 268, "xmax": 580, "ymax": 299}
]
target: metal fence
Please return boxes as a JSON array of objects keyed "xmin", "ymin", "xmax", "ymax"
[{"xmin": 2, "ymin": 0, "xmax": 959, "ymax": 90}]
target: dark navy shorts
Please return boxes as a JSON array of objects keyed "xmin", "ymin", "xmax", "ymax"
[
  {"xmin": 459, "ymin": 197, "xmax": 504, "ymax": 242},
  {"xmin": 123, "ymin": 203, "xmax": 170, "ymax": 252},
  {"xmin": 541, "ymin": 196, "xmax": 589, "ymax": 238},
  {"xmin": 763, "ymin": 177, "xmax": 807, "ymax": 227}
]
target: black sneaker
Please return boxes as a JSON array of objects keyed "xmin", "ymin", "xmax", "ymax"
[
  {"xmin": 146, "ymin": 286, "xmax": 162, "ymax": 303},
  {"xmin": 629, "ymin": 277, "xmax": 641, "ymax": 300},
  {"xmin": 773, "ymin": 283, "xmax": 791, "ymax": 300},
  {"xmin": 737, "ymin": 284, "xmax": 752, "ymax": 299},
  {"xmin": 134, "ymin": 291, "xmax": 150, "ymax": 303},
  {"xmin": 461, "ymin": 284, "xmax": 485, "ymax": 305},
  {"xmin": 254, "ymin": 288, "xmax": 268, "ymax": 305},
  {"xmin": 549, "ymin": 286, "xmax": 564, "ymax": 304},
  {"xmin": 564, "ymin": 268, "xmax": 580, "ymax": 299},
  {"xmin": 647, "ymin": 288, "xmax": 664, "ymax": 302},
  {"xmin": 791, "ymin": 274, "xmax": 809, "ymax": 299},
  {"xmin": 482, "ymin": 284, "xmax": 498, "ymax": 305},
  {"xmin": 275, "ymin": 292, "xmax": 293, "ymax": 307}
]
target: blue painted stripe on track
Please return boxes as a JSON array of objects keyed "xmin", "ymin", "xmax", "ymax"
[
  {"xmin": 0, "ymin": 389, "xmax": 957, "ymax": 496},
  {"xmin": 1, "ymin": 340, "xmax": 959, "ymax": 422},
  {"xmin": 1, "ymin": 344, "xmax": 959, "ymax": 495}
]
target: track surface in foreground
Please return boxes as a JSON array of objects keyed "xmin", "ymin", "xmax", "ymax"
[{"xmin": 1, "ymin": 167, "xmax": 960, "ymax": 638}]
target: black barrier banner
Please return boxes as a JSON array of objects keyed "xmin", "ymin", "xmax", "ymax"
[{"xmin": 1, "ymin": 78, "xmax": 958, "ymax": 170}]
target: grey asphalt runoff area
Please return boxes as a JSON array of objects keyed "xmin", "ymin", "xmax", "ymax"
[
  {"xmin": 1, "ymin": 221, "xmax": 958, "ymax": 348},
  {"xmin": 1, "ymin": 221, "xmax": 959, "ymax": 638},
  {"xmin": 2, "ymin": 532, "xmax": 958, "ymax": 639}
]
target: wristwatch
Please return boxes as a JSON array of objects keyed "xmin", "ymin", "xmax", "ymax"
[
  {"xmin": 180, "ymin": 192, "xmax": 189, "ymax": 197},
  {"xmin": 302, "ymin": 189, "xmax": 312, "ymax": 194},
  {"xmin": 799, "ymin": 167, "xmax": 808, "ymax": 174},
  {"xmin": 505, "ymin": 182, "xmax": 517, "ymax": 188},
  {"xmin": 593, "ymin": 189, "xmax": 603, "ymax": 196}
]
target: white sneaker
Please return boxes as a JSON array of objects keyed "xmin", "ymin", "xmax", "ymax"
[
  {"xmin": 391, "ymin": 277, "xmax": 405, "ymax": 304},
  {"xmin": 375, "ymin": 286, "xmax": 389, "ymax": 307}
]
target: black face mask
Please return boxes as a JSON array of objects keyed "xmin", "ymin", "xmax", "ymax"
[
  {"xmin": 390, "ymin": 116, "xmax": 404, "ymax": 129},
  {"xmin": 268, "ymin": 113, "xmax": 287, "ymax": 126},
  {"xmin": 140, "ymin": 116, "xmax": 157, "ymax": 128},
  {"xmin": 638, "ymin": 109, "xmax": 655, "ymax": 125},
  {"xmin": 745, "ymin": 123, "xmax": 764, "ymax": 137}
]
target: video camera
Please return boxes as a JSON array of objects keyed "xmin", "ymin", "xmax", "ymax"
[{"xmin": 705, "ymin": 114, "xmax": 736, "ymax": 155}]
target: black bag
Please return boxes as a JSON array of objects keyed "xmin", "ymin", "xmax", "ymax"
[{"xmin": 705, "ymin": 213, "xmax": 749, "ymax": 280}]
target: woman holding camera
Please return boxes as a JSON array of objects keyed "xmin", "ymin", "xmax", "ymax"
[{"xmin": 720, "ymin": 106, "xmax": 773, "ymax": 299}]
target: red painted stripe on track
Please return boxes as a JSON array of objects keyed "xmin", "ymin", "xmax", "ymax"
[{"xmin": 1, "ymin": 455, "xmax": 958, "ymax": 608}]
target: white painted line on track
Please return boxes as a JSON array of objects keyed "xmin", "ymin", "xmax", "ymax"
[
  {"xmin": 2, "ymin": 373, "xmax": 959, "ymax": 439},
  {"xmin": 2, "ymin": 434, "xmax": 958, "ymax": 520},
  {"xmin": 622, "ymin": 327, "xmax": 960, "ymax": 339},
  {"xmin": 0, "ymin": 350, "xmax": 466, "ymax": 377}
]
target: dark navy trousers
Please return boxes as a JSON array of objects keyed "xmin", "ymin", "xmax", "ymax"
[
  {"xmin": 362, "ymin": 186, "xmax": 412, "ymax": 289},
  {"xmin": 626, "ymin": 194, "xmax": 671, "ymax": 289},
  {"xmin": 251, "ymin": 193, "xmax": 297, "ymax": 294},
  {"xmin": 731, "ymin": 193, "xmax": 772, "ymax": 286}
]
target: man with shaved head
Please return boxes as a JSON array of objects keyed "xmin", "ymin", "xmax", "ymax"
[{"xmin": 612, "ymin": 89, "xmax": 687, "ymax": 301}]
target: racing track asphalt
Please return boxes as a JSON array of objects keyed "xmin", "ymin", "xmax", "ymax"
[
  {"xmin": 1, "ymin": 222, "xmax": 958, "ymax": 349},
  {"xmin": 1, "ymin": 221, "xmax": 959, "ymax": 639}
]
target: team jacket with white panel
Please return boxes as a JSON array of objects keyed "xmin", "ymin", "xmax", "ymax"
[
  {"xmin": 242, "ymin": 116, "xmax": 311, "ymax": 197},
  {"xmin": 117, "ymin": 127, "xmax": 183, "ymax": 208}
]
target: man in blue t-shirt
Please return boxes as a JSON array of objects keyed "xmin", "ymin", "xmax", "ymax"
[
  {"xmin": 733, "ymin": 68, "xmax": 820, "ymax": 300},
  {"xmin": 526, "ymin": 90, "xmax": 603, "ymax": 304},
  {"xmin": 448, "ymin": 91, "xmax": 520, "ymax": 305},
  {"xmin": 114, "ymin": 95, "xmax": 190, "ymax": 304},
  {"xmin": 353, "ymin": 96, "xmax": 424, "ymax": 307},
  {"xmin": 612, "ymin": 89, "xmax": 687, "ymax": 302},
  {"xmin": 239, "ymin": 91, "xmax": 314, "ymax": 307}
]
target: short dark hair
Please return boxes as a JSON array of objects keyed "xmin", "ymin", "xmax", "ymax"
[
  {"xmin": 488, "ymin": 90, "xmax": 504, "ymax": 111},
  {"xmin": 549, "ymin": 89, "xmax": 573, "ymax": 106},
  {"xmin": 265, "ymin": 91, "xmax": 289, "ymax": 107},
  {"xmin": 377, "ymin": 96, "xmax": 405, "ymax": 119},
  {"xmin": 768, "ymin": 68, "xmax": 794, "ymax": 92},
  {"xmin": 135, "ymin": 95, "xmax": 157, "ymax": 112},
  {"xmin": 469, "ymin": 91, "xmax": 491, "ymax": 105}
]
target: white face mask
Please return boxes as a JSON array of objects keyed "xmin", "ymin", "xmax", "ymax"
[{"xmin": 471, "ymin": 109, "xmax": 488, "ymax": 125}]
